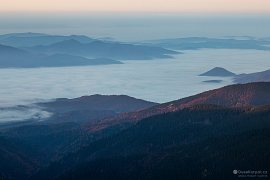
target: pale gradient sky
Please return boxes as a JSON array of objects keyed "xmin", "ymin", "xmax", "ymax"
[{"xmin": 1, "ymin": 0, "xmax": 270, "ymax": 13}]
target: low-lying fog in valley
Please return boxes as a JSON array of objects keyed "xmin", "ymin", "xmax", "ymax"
[{"xmin": 1, "ymin": 49, "xmax": 270, "ymax": 122}]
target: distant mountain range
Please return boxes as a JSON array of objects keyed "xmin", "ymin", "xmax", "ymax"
[
  {"xmin": 27, "ymin": 39, "xmax": 178, "ymax": 60},
  {"xmin": 0, "ymin": 44, "xmax": 121, "ymax": 68},
  {"xmin": 2, "ymin": 33, "xmax": 270, "ymax": 68},
  {"xmin": 144, "ymin": 37, "xmax": 270, "ymax": 50},
  {"xmin": 0, "ymin": 33, "xmax": 179, "ymax": 68},
  {"xmin": 0, "ymin": 82, "xmax": 270, "ymax": 179},
  {"xmin": 0, "ymin": 33, "xmax": 95, "ymax": 47}
]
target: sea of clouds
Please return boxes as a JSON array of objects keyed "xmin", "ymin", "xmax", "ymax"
[{"xmin": 0, "ymin": 49, "xmax": 270, "ymax": 122}]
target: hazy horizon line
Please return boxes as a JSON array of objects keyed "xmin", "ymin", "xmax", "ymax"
[{"xmin": 1, "ymin": 11, "xmax": 270, "ymax": 15}]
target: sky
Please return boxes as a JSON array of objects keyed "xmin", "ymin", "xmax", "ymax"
[
  {"xmin": 1, "ymin": 0, "xmax": 270, "ymax": 13},
  {"xmin": 0, "ymin": 0, "xmax": 269, "ymax": 40}
]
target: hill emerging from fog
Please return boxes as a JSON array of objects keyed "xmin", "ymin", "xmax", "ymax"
[
  {"xmin": 40, "ymin": 94, "xmax": 157, "ymax": 113},
  {"xmin": 37, "ymin": 95, "xmax": 158, "ymax": 124},
  {"xmin": 199, "ymin": 67, "xmax": 236, "ymax": 77}
]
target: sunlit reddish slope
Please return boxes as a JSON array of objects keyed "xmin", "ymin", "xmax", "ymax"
[{"xmin": 88, "ymin": 82, "xmax": 270, "ymax": 131}]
